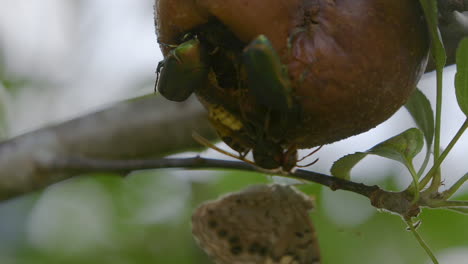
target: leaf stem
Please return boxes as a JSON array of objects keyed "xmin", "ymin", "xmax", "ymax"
[
  {"xmin": 430, "ymin": 68, "xmax": 444, "ymax": 189},
  {"xmin": 407, "ymin": 162, "xmax": 420, "ymax": 202},
  {"xmin": 405, "ymin": 218, "xmax": 439, "ymax": 264},
  {"xmin": 447, "ymin": 207, "xmax": 468, "ymax": 214},
  {"xmin": 417, "ymin": 150, "xmax": 432, "ymax": 177},
  {"xmin": 442, "ymin": 172, "xmax": 468, "ymax": 199},
  {"xmin": 431, "ymin": 200, "xmax": 468, "ymax": 208},
  {"xmin": 420, "ymin": 118, "xmax": 468, "ymax": 189}
]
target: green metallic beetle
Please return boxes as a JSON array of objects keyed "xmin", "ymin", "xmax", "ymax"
[
  {"xmin": 156, "ymin": 34, "xmax": 302, "ymax": 171},
  {"xmin": 242, "ymin": 35, "xmax": 300, "ymax": 170},
  {"xmin": 242, "ymin": 35, "xmax": 294, "ymax": 112},
  {"xmin": 156, "ymin": 37, "xmax": 209, "ymax": 102}
]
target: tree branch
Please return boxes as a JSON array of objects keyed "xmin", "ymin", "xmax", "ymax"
[
  {"xmin": 44, "ymin": 155, "xmax": 378, "ymax": 199},
  {"xmin": 0, "ymin": 95, "xmax": 217, "ymax": 200},
  {"xmin": 39, "ymin": 155, "xmax": 423, "ymax": 218},
  {"xmin": 0, "ymin": 1, "xmax": 467, "ymax": 201}
]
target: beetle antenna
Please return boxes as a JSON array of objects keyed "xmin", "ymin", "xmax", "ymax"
[
  {"xmin": 297, "ymin": 158, "xmax": 319, "ymax": 168},
  {"xmin": 192, "ymin": 132, "xmax": 257, "ymax": 166},
  {"xmin": 297, "ymin": 145, "xmax": 323, "ymax": 162}
]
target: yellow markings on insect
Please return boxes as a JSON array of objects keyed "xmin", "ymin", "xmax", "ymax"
[
  {"xmin": 208, "ymin": 105, "xmax": 243, "ymax": 131},
  {"xmin": 265, "ymin": 256, "xmax": 299, "ymax": 264}
]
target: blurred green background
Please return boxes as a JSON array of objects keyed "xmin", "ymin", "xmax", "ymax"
[
  {"xmin": 1, "ymin": 1, "xmax": 468, "ymax": 263},
  {"xmin": 1, "ymin": 169, "xmax": 468, "ymax": 264}
]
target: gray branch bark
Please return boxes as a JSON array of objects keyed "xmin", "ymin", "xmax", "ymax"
[
  {"xmin": 0, "ymin": 0, "xmax": 466, "ymax": 201},
  {"xmin": 0, "ymin": 95, "xmax": 216, "ymax": 200}
]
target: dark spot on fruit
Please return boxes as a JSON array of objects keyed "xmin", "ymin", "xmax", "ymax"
[
  {"xmin": 258, "ymin": 246, "xmax": 268, "ymax": 256},
  {"xmin": 229, "ymin": 236, "xmax": 240, "ymax": 245},
  {"xmin": 298, "ymin": 240, "xmax": 313, "ymax": 249},
  {"xmin": 295, "ymin": 231, "xmax": 304, "ymax": 238},
  {"xmin": 272, "ymin": 256, "xmax": 282, "ymax": 262},
  {"xmin": 208, "ymin": 220, "xmax": 218, "ymax": 228},
  {"xmin": 248, "ymin": 242, "xmax": 261, "ymax": 254},
  {"xmin": 218, "ymin": 229, "xmax": 228, "ymax": 238},
  {"xmin": 230, "ymin": 245, "xmax": 243, "ymax": 255}
]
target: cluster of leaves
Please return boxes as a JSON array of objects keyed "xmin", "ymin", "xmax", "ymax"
[{"xmin": 325, "ymin": 1, "xmax": 468, "ymax": 262}]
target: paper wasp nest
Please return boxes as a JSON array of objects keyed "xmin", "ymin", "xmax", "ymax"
[{"xmin": 192, "ymin": 184, "xmax": 321, "ymax": 264}]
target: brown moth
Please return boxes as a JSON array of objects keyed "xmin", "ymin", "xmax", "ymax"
[{"xmin": 192, "ymin": 184, "xmax": 320, "ymax": 264}]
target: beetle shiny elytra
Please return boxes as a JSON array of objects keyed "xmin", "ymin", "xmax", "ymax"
[
  {"xmin": 242, "ymin": 35, "xmax": 293, "ymax": 112},
  {"xmin": 240, "ymin": 35, "xmax": 300, "ymax": 171},
  {"xmin": 156, "ymin": 38, "xmax": 209, "ymax": 102}
]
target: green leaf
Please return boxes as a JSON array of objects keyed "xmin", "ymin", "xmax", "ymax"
[
  {"xmin": 405, "ymin": 88, "xmax": 434, "ymax": 148},
  {"xmin": 330, "ymin": 152, "xmax": 367, "ymax": 180},
  {"xmin": 455, "ymin": 38, "xmax": 468, "ymax": 117},
  {"xmin": 331, "ymin": 129, "xmax": 424, "ymax": 180},
  {"xmin": 419, "ymin": 0, "xmax": 447, "ymax": 69},
  {"xmin": 368, "ymin": 128, "xmax": 424, "ymax": 164},
  {"xmin": 404, "ymin": 89, "xmax": 434, "ymax": 176}
]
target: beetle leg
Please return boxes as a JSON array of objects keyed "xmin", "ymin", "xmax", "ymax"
[
  {"xmin": 154, "ymin": 61, "xmax": 165, "ymax": 92},
  {"xmin": 252, "ymin": 137, "xmax": 286, "ymax": 170},
  {"xmin": 156, "ymin": 38, "xmax": 209, "ymax": 102},
  {"xmin": 192, "ymin": 132, "xmax": 256, "ymax": 166},
  {"xmin": 282, "ymin": 145, "xmax": 298, "ymax": 172}
]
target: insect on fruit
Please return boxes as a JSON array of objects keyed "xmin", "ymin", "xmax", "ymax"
[
  {"xmin": 192, "ymin": 184, "xmax": 321, "ymax": 264},
  {"xmin": 243, "ymin": 35, "xmax": 294, "ymax": 112},
  {"xmin": 155, "ymin": 0, "xmax": 430, "ymax": 170},
  {"xmin": 241, "ymin": 35, "xmax": 304, "ymax": 171},
  {"xmin": 204, "ymin": 35, "xmax": 305, "ymax": 171},
  {"xmin": 155, "ymin": 37, "xmax": 209, "ymax": 102},
  {"xmin": 207, "ymin": 104, "xmax": 251, "ymax": 157}
]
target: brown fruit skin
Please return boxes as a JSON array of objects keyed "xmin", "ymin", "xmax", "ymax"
[{"xmin": 155, "ymin": 0, "xmax": 429, "ymax": 151}]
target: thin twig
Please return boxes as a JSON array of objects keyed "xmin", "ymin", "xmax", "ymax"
[
  {"xmin": 405, "ymin": 218, "xmax": 439, "ymax": 264},
  {"xmin": 39, "ymin": 155, "xmax": 432, "ymax": 216},
  {"xmin": 45, "ymin": 156, "xmax": 378, "ymax": 195}
]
